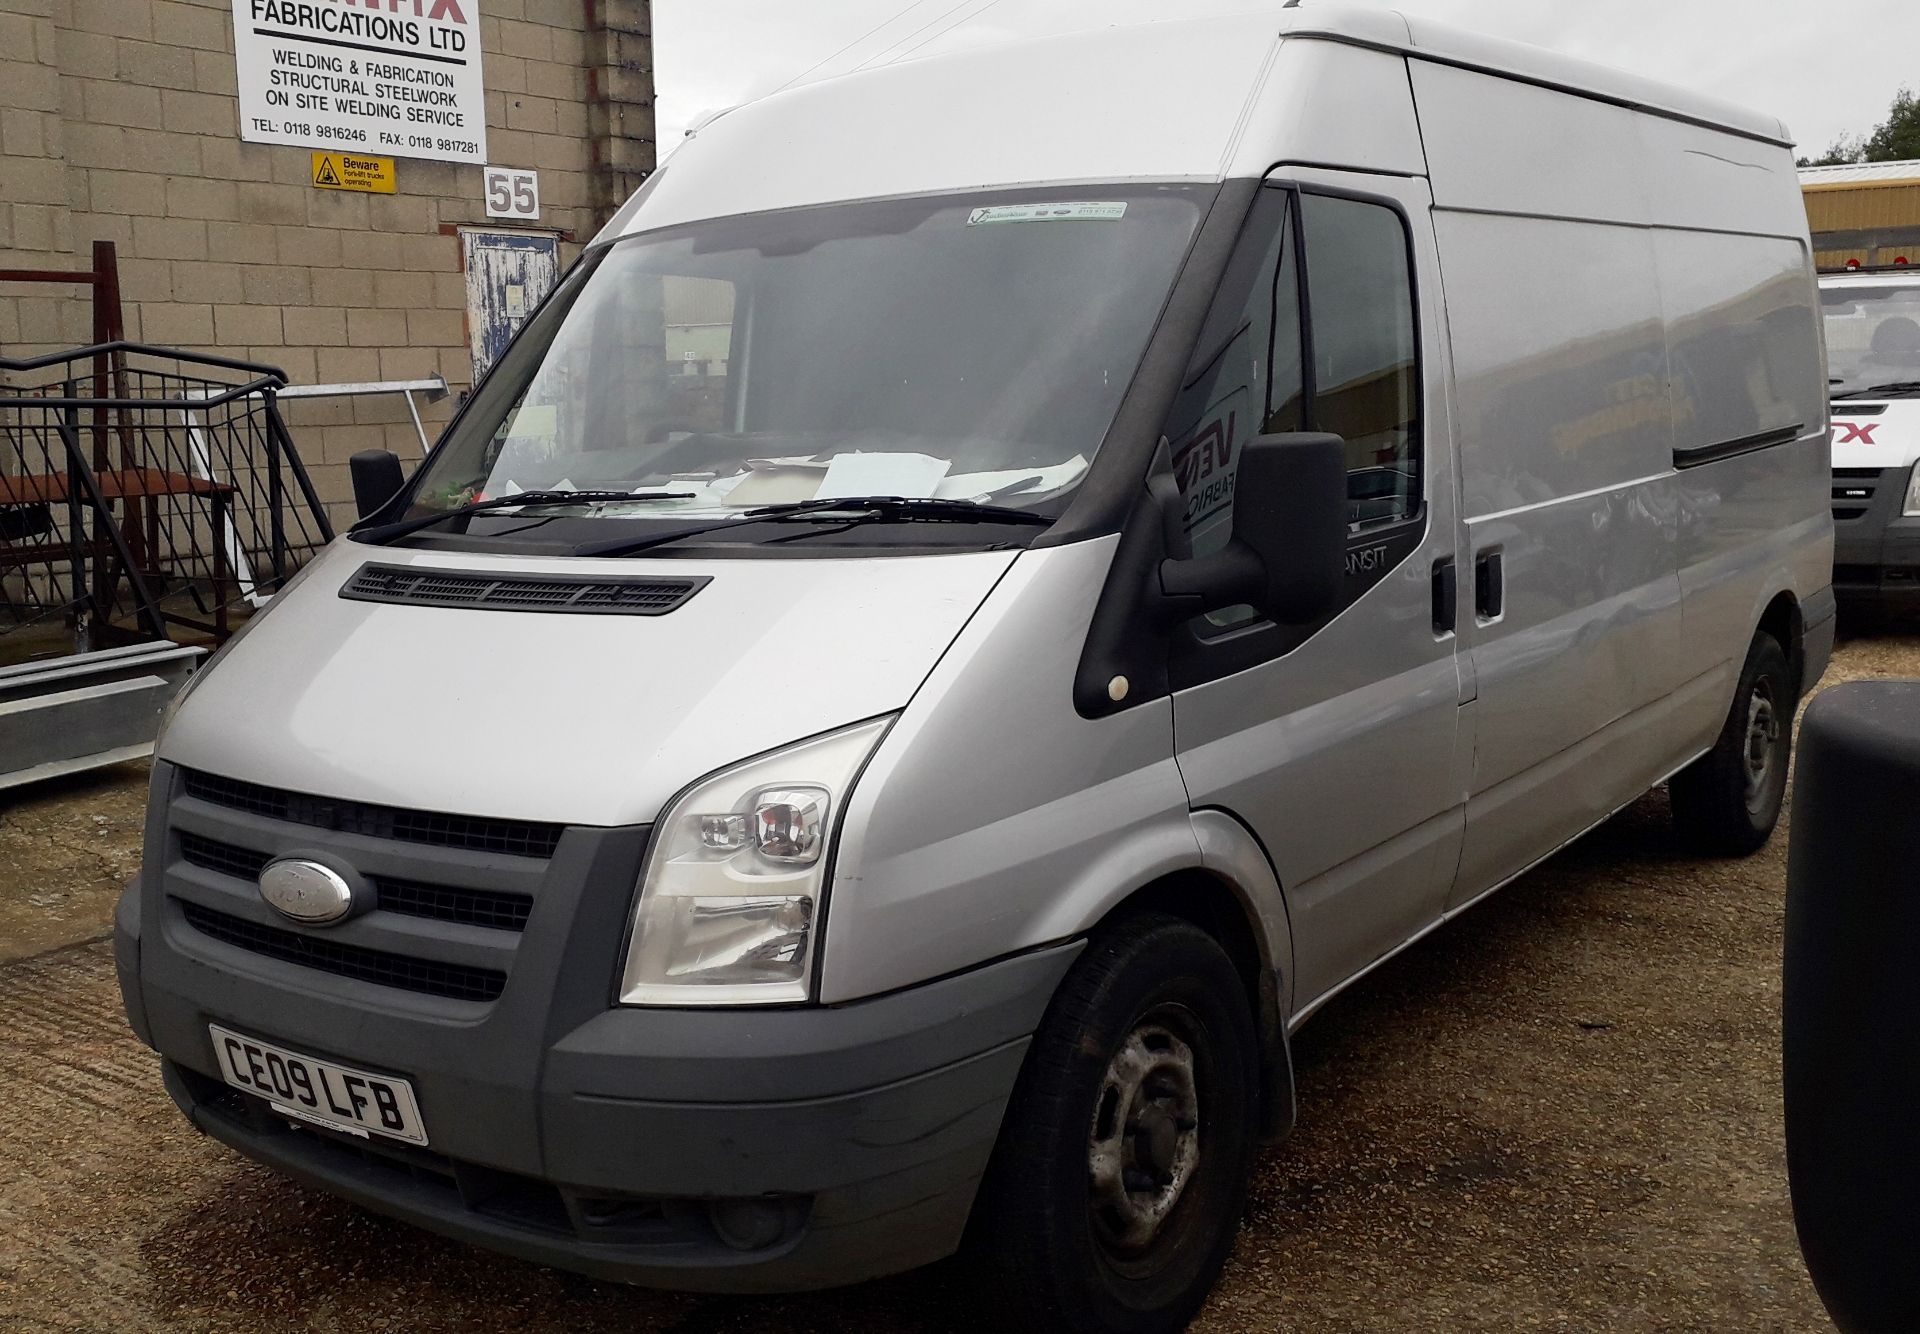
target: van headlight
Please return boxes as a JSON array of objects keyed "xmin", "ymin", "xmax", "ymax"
[
  {"xmin": 1904, "ymin": 461, "xmax": 1920, "ymax": 517},
  {"xmin": 619, "ymin": 717, "xmax": 893, "ymax": 1006}
]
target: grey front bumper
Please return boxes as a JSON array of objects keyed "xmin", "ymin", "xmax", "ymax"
[
  {"xmin": 1834, "ymin": 466, "xmax": 1920, "ymax": 607},
  {"xmin": 117, "ymin": 762, "xmax": 1080, "ymax": 1292},
  {"xmin": 144, "ymin": 945, "xmax": 1073, "ymax": 1292}
]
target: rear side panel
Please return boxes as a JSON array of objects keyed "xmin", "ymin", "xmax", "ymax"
[{"xmin": 1661, "ymin": 228, "xmax": 1830, "ymax": 710}]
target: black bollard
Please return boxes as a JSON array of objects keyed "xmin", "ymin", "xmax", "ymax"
[{"xmin": 1784, "ymin": 680, "xmax": 1920, "ymax": 1333}]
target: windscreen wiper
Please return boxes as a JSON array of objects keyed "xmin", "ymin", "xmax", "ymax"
[
  {"xmin": 1834, "ymin": 382, "xmax": 1920, "ymax": 401},
  {"xmin": 755, "ymin": 495, "xmax": 1053, "ymax": 526},
  {"xmin": 353, "ymin": 490, "xmax": 695, "ymax": 546},
  {"xmin": 573, "ymin": 495, "xmax": 1053, "ymax": 559}
]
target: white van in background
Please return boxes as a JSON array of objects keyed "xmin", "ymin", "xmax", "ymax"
[
  {"xmin": 117, "ymin": 7, "xmax": 1831, "ymax": 1330},
  {"xmin": 1824, "ymin": 266, "xmax": 1920, "ymax": 609}
]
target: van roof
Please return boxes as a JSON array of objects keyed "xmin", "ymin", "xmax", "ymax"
[
  {"xmin": 616, "ymin": 4, "xmax": 1791, "ymax": 238},
  {"xmin": 1350, "ymin": 10, "xmax": 1792, "ymax": 146},
  {"xmin": 854, "ymin": 3, "xmax": 1791, "ymax": 147}
]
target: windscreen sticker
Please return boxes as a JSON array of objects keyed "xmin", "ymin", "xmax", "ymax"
[{"xmin": 967, "ymin": 202, "xmax": 1128, "ymax": 226}]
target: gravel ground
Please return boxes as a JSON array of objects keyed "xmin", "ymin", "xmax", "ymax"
[{"xmin": 4, "ymin": 629, "xmax": 1915, "ymax": 1332}]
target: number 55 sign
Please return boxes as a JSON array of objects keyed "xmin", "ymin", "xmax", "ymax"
[{"xmin": 483, "ymin": 167, "xmax": 540, "ymax": 221}]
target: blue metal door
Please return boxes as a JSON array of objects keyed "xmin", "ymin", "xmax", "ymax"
[{"xmin": 462, "ymin": 229, "xmax": 561, "ymax": 382}]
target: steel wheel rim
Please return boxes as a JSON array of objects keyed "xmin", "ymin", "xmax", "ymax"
[
  {"xmin": 1743, "ymin": 679, "xmax": 1781, "ymax": 812},
  {"xmin": 1088, "ymin": 1007, "xmax": 1202, "ymax": 1256}
]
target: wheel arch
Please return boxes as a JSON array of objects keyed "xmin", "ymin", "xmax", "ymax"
[
  {"xmin": 1755, "ymin": 588, "xmax": 1806, "ymax": 698},
  {"xmin": 1085, "ymin": 809, "xmax": 1298, "ymax": 1143}
]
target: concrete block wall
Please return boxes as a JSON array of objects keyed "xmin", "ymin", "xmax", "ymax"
[
  {"xmin": 0, "ymin": 0, "xmax": 655, "ymax": 526},
  {"xmin": 0, "ymin": 0, "xmax": 86, "ymax": 351}
]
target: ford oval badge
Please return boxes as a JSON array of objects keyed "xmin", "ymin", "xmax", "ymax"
[{"xmin": 258, "ymin": 859, "xmax": 355, "ymax": 925}]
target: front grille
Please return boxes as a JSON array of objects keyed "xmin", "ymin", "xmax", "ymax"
[
  {"xmin": 374, "ymin": 879, "xmax": 532, "ymax": 931},
  {"xmin": 181, "ymin": 769, "xmax": 563, "ymax": 860},
  {"xmin": 178, "ymin": 833, "xmax": 533, "ymax": 932},
  {"xmin": 1834, "ymin": 467, "xmax": 1885, "ymax": 522},
  {"xmin": 178, "ymin": 832, "xmax": 269, "ymax": 880},
  {"xmin": 178, "ymin": 900, "xmax": 508, "ymax": 1002},
  {"xmin": 341, "ymin": 563, "xmax": 709, "ymax": 617}
]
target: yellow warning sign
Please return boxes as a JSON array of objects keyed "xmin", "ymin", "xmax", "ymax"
[{"xmin": 310, "ymin": 152, "xmax": 396, "ymax": 195}]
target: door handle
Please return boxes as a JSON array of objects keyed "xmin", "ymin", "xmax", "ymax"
[
  {"xmin": 1475, "ymin": 549, "xmax": 1504, "ymax": 622},
  {"xmin": 1431, "ymin": 557, "xmax": 1456, "ymax": 636}
]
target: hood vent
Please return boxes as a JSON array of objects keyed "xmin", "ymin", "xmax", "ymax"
[{"xmin": 341, "ymin": 563, "xmax": 709, "ymax": 616}]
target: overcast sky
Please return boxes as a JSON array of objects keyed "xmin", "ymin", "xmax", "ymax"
[{"xmin": 652, "ymin": 0, "xmax": 1908, "ymax": 163}]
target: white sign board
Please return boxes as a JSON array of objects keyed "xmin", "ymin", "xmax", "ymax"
[
  {"xmin": 483, "ymin": 167, "xmax": 540, "ymax": 221},
  {"xmin": 232, "ymin": 0, "xmax": 488, "ymax": 165}
]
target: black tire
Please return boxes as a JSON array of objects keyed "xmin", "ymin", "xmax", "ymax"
[
  {"xmin": 1671, "ymin": 631, "xmax": 1795, "ymax": 855},
  {"xmin": 970, "ymin": 914, "xmax": 1259, "ymax": 1334}
]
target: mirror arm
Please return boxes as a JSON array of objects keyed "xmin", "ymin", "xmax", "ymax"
[{"xmin": 1154, "ymin": 543, "xmax": 1265, "ymax": 625}]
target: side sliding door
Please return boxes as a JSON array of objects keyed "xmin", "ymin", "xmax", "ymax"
[{"xmin": 1408, "ymin": 60, "xmax": 1688, "ymax": 909}]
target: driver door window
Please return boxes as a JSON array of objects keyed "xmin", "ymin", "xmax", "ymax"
[
  {"xmin": 1164, "ymin": 184, "xmax": 1422, "ymax": 643},
  {"xmin": 1163, "ymin": 188, "xmax": 1302, "ymax": 633},
  {"xmin": 1301, "ymin": 194, "xmax": 1421, "ymax": 528}
]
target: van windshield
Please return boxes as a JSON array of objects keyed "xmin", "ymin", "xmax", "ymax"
[
  {"xmin": 1824, "ymin": 282, "xmax": 1920, "ymax": 397},
  {"xmin": 402, "ymin": 186, "xmax": 1207, "ymax": 546}
]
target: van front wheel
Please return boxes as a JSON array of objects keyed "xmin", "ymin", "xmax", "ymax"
[
  {"xmin": 1670, "ymin": 631, "xmax": 1794, "ymax": 855},
  {"xmin": 971, "ymin": 914, "xmax": 1258, "ymax": 1334}
]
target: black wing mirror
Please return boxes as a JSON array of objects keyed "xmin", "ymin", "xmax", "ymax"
[
  {"xmin": 1158, "ymin": 431, "xmax": 1348, "ymax": 626},
  {"xmin": 349, "ymin": 449, "xmax": 407, "ymax": 522}
]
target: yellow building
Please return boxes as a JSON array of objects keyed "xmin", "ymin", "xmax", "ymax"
[{"xmin": 1802, "ymin": 159, "xmax": 1920, "ymax": 270}]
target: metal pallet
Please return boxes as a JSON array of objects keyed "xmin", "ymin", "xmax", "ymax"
[{"xmin": 0, "ymin": 641, "xmax": 203, "ymax": 791}]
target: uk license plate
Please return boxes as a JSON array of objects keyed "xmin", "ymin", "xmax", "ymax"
[{"xmin": 209, "ymin": 1024, "xmax": 428, "ymax": 1146}]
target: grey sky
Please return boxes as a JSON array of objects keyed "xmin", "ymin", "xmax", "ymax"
[{"xmin": 653, "ymin": 0, "xmax": 1908, "ymax": 163}]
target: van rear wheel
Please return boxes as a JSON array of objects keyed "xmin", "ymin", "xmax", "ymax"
[
  {"xmin": 1670, "ymin": 631, "xmax": 1794, "ymax": 855},
  {"xmin": 971, "ymin": 914, "xmax": 1257, "ymax": 1333}
]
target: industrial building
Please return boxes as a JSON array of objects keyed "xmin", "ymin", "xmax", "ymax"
[
  {"xmin": 0, "ymin": 0, "xmax": 656, "ymax": 517},
  {"xmin": 1802, "ymin": 158, "xmax": 1920, "ymax": 269}
]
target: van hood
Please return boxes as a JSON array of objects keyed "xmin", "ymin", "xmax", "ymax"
[
  {"xmin": 1831, "ymin": 399, "xmax": 1920, "ymax": 469},
  {"xmin": 159, "ymin": 542, "xmax": 1017, "ymax": 826}
]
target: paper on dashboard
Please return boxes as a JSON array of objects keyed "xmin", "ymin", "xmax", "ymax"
[
  {"xmin": 816, "ymin": 452, "xmax": 953, "ymax": 500},
  {"xmin": 937, "ymin": 455, "xmax": 1089, "ymax": 502}
]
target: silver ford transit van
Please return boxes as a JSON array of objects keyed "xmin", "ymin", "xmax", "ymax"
[{"xmin": 117, "ymin": 7, "xmax": 1834, "ymax": 1330}]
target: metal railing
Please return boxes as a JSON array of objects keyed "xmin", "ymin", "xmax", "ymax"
[{"xmin": 0, "ymin": 342, "xmax": 335, "ymax": 652}]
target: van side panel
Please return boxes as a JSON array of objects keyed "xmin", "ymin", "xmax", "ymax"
[
  {"xmin": 1412, "ymin": 64, "xmax": 1652, "ymax": 227},
  {"xmin": 1634, "ymin": 117, "xmax": 1806, "ymax": 236},
  {"xmin": 1414, "ymin": 62, "xmax": 1686, "ymax": 899},
  {"xmin": 1655, "ymin": 224, "xmax": 1831, "ymax": 722}
]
